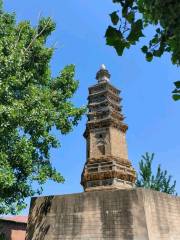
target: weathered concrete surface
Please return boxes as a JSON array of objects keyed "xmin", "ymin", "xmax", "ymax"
[{"xmin": 26, "ymin": 189, "xmax": 180, "ymax": 240}]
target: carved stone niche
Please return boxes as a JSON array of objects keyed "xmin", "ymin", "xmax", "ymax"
[{"xmin": 95, "ymin": 131, "xmax": 107, "ymax": 156}]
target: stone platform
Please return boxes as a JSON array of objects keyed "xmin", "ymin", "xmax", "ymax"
[{"xmin": 26, "ymin": 188, "xmax": 180, "ymax": 240}]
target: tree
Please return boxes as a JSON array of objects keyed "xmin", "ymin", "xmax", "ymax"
[
  {"xmin": 136, "ymin": 152, "xmax": 177, "ymax": 195},
  {"xmin": 0, "ymin": 3, "xmax": 85, "ymax": 214},
  {"xmin": 105, "ymin": 0, "xmax": 180, "ymax": 100}
]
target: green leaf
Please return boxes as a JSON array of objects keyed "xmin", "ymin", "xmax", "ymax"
[
  {"xmin": 174, "ymin": 81, "xmax": 180, "ymax": 88},
  {"xmin": 172, "ymin": 81, "xmax": 180, "ymax": 101},
  {"xmin": 151, "ymin": 35, "xmax": 159, "ymax": 45},
  {"xmin": 156, "ymin": 28, "xmax": 161, "ymax": 34},
  {"xmin": 172, "ymin": 94, "xmax": 180, "ymax": 101},
  {"xmin": 105, "ymin": 26, "xmax": 126, "ymax": 55},
  {"xmin": 153, "ymin": 49, "xmax": 162, "ymax": 57},
  {"xmin": 110, "ymin": 11, "xmax": 119, "ymax": 25},
  {"xmin": 146, "ymin": 52, "xmax": 153, "ymax": 62},
  {"xmin": 172, "ymin": 89, "xmax": 180, "ymax": 94},
  {"xmin": 127, "ymin": 19, "xmax": 144, "ymax": 43},
  {"xmin": 141, "ymin": 45, "xmax": 148, "ymax": 53},
  {"xmin": 114, "ymin": 43, "xmax": 126, "ymax": 56},
  {"xmin": 126, "ymin": 11, "xmax": 135, "ymax": 23}
]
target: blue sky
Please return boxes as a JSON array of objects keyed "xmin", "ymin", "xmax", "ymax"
[{"xmin": 3, "ymin": 0, "xmax": 180, "ymax": 215}]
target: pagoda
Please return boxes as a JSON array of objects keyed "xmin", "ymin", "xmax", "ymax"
[{"xmin": 81, "ymin": 65, "xmax": 136, "ymax": 191}]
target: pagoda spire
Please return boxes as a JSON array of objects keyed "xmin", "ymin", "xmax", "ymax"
[{"xmin": 96, "ymin": 64, "xmax": 111, "ymax": 83}]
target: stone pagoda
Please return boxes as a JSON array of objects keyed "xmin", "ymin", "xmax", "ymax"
[{"xmin": 81, "ymin": 65, "xmax": 136, "ymax": 191}]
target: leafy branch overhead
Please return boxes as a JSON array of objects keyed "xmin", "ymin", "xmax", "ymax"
[
  {"xmin": 0, "ymin": 4, "xmax": 85, "ymax": 214},
  {"xmin": 105, "ymin": 0, "xmax": 180, "ymax": 100}
]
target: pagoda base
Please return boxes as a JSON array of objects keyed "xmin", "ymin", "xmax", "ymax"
[
  {"xmin": 81, "ymin": 156, "xmax": 136, "ymax": 191},
  {"xmin": 84, "ymin": 178, "xmax": 134, "ymax": 192},
  {"xmin": 26, "ymin": 188, "xmax": 180, "ymax": 240}
]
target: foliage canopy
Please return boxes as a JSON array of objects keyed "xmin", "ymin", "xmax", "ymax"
[
  {"xmin": 0, "ymin": 3, "xmax": 85, "ymax": 214},
  {"xmin": 105, "ymin": 0, "xmax": 180, "ymax": 100},
  {"xmin": 136, "ymin": 153, "xmax": 177, "ymax": 195}
]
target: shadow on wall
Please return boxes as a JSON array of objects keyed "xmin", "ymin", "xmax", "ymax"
[{"xmin": 26, "ymin": 196, "xmax": 54, "ymax": 240}]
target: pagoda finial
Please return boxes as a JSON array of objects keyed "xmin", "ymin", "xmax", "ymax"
[
  {"xmin": 96, "ymin": 64, "xmax": 111, "ymax": 83},
  {"xmin": 101, "ymin": 64, "xmax": 106, "ymax": 70}
]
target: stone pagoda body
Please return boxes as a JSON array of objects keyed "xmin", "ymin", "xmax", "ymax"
[{"xmin": 81, "ymin": 65, "xmax": 136, "ymax": 191}]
